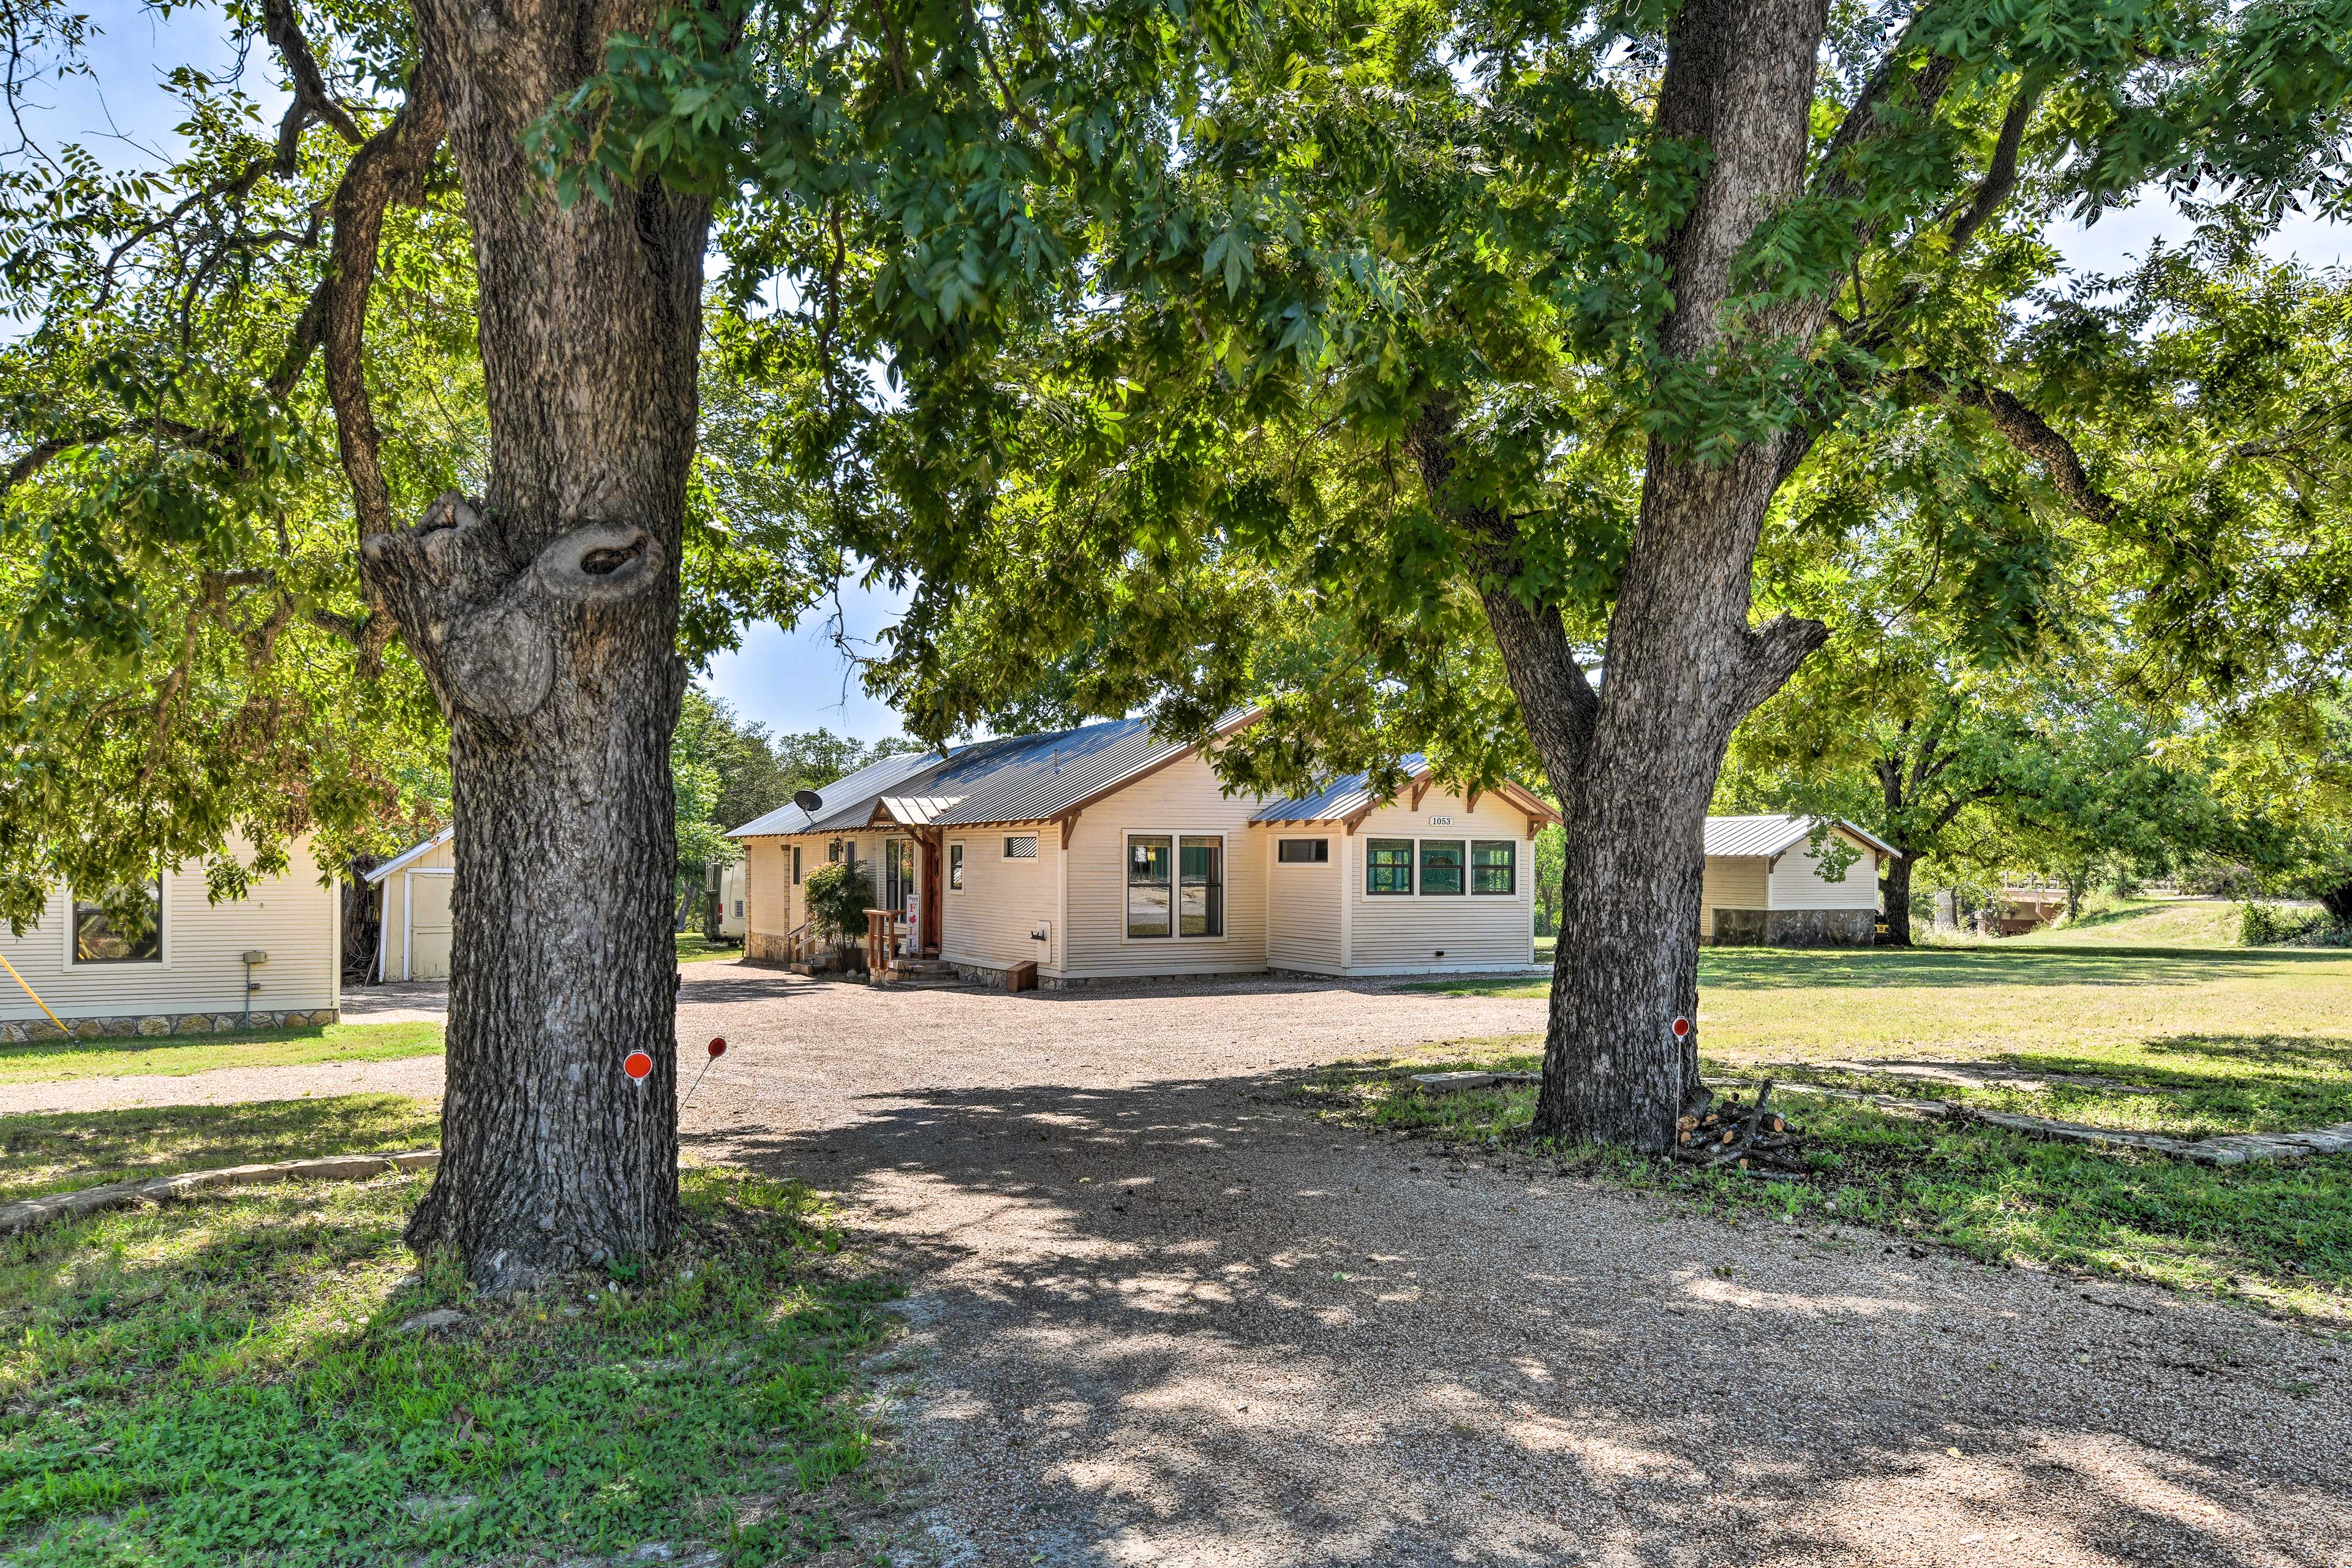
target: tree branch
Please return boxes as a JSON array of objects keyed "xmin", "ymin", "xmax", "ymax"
[
  {"xmin": 1945, "ymin": 75, "xmax": 2046, "ymax": 252},
  {"xmin": 1949, "ymin": 380, "xmax": 2119, "ymax": 526},
  {"xmin": 1734, "ymin": 614, "xmax": 1830, "ymax": 720},
  {"xmin": 258, "ymin": 0, "xmax": 364, "ymax": 153}
]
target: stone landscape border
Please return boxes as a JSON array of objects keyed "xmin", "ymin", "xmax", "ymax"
[
  {"xmin": 1, "ymin": 1008, "xmax": 344, "ymax": 1045},
  {"xmin": 0, "ymin": 1148, "xmax": 440, "ymax": 1238}
]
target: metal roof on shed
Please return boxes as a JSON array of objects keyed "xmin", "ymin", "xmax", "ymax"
[{"xmin": 1704, "ymin": 813, "xmax": 1897, "ymax": 859}]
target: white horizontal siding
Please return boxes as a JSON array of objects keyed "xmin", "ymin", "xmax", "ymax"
[
  {"xmin": 1769, "ymin": 842, "xmax": 1879, "ymax": 910},
  {"xmin": 1061, "ymin": 753, "xmax": 1268, "ymax": 979},
  {"xmin": 941, "ymin": 827, "xmax": 1061, "ymax": 973},
  {"xmin": 1343, "ymin": 789, "xmax": 1534, "ymax": 973},
  {"xmin": 0, "ymin": 837, "xmax": 340, "ymax": 1022},
  {"xmin": 375, "ymin": 835, "xmax": 456, "ymax": 981},
  {"xmin": 1264, "ymin": 832, "xmax": 1344, "ymax": 974}
]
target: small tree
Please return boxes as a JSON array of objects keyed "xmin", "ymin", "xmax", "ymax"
[{"xmin": 801, "ymin": 862, "xmax": 874, "ymax": 968}]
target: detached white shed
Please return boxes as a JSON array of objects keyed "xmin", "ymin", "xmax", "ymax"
[
  {"xmin": 365, "ymin": 830, "xmax": 455, "ymax": 981},
  {"xmin": 1702, "ymin": 815, "xmax": 1893, "ymax": 947}
]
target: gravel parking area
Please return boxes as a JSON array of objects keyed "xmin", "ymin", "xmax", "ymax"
[
  {"xmin": 18, "ymin": 963, "xmax": 2350, "ymax": 1564},
  {"xmin": 675, "ymin": 968, "xmax": 2352, "ymax": 1568}
]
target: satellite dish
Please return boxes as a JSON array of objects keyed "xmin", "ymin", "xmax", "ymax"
[{"xmin": 793, "ymin": 789, "xmax": 822, "ymax": 813}]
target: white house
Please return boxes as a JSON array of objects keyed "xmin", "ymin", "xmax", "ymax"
[
  {"xmin": 728, "ymin": 714, "xmax": 1557, "ymax": 985},
  {"xmin": 0, "ymin": 838, "xmax": 344, "ymax": 1041},
  {"xmin": 1700, "ymin": 814, "xmax": 1893, "ymax": 946}
]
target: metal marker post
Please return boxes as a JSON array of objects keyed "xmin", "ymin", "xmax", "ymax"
[
  {"xmin": 624, "ymin": 1050, "xmax": 654, "ymax": 1254},
  {"xmin": 681, "ymin": 1036, "xmax": 727, "ymax": 1110}
]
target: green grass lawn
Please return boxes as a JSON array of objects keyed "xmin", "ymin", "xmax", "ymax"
[
  {"xmin": 1, "ymin": 1096, "xmax": 443, "ymax": 1204},
  {"xmin": 1357, "ymin": 942, "xmax": 2352, "ymax": 1322},
  {"xmin": 2007, "ymin": 896, "xmax": 2250, "ymax": 948},
  {"xmin": 0, "ymin": 1105, "xmax": 893, "ymax": 1565},
  {"xmin": 0, "ymin": 1021, "xmax": 444, "ymax": 1085},
  {"xmin": 676, "ymin": 933, "xmax": 747, "ymax": 963}
]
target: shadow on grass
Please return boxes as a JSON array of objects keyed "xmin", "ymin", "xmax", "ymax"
[{"xmin": 0, "ymin": 1095, "xmax": 440, "ymax": 1203}]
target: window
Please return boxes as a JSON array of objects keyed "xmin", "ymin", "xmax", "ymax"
[
  {"xmin": 733, "ymin": 899, "xmax": 744, "ymax": 918},
  {"xmin": 1180, "ymin": 836, "xmax": 1223, "ymax": 938},
  {"xmin": 1126, "ymin": 835, "xmax": 1172, "ymax": 937},
  {"xmin": 827, "ymin": 840, "xmax": 842, "ymax": 865},
  {"xmin": 1004, "ymin": 835, "xmax": 1038, "ymax": 859},
  {"xmin": 1471, "ymin": 840, "xmax": 1517, "ymax": 895},
  {"xmin": 1276, "ymin": 838, "xmax": 1329, "ymax": 864},
  {"xmin": 1366, "ymin": 839, "xmax": 1414, "ymax": 895},
  {"xmin": 884, "ymin": 837, "xmax": 914, "ymax": 916},
  {"xmin": 793, "ymin": 846, "xmax": 802, "ymax": 885},
  {"xmin": 72, "ymin": 878, "xmax": 163, "ymax": 964},
  {"xmin": 1420, "ymin": 840, "xmax": 1466, "ymax": 895},
  {"xmin": 949, "ymin": 843, "xmax": 965, "ymax": 891}
]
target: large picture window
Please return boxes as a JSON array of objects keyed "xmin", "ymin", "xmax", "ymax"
[
  {"xmin": 72, "ymin": 878, "xmax": 163, "ymax": 964},
  {"xmin": 1179, "ymin": 836, "xmax": 1223, "ymax": 938},
  {"xmin": 1419, "ymin": 840, "xmax": 1466, "ymax": 895},
  {"xmin": 1366, "ymin": 839, "xmax": 1414, "ymax": 895},
  {"xmin": 1471, "ymin": 840, "xmax": 1517, "ymax": 895},
  {"xmin": 1126, "ymin": 835, "xmax": 1172, "ymax": 937}
]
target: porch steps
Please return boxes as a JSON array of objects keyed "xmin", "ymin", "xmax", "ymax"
[{"xmin": 876, "ymin": 957, "xmax": 970, "ymax": 990}]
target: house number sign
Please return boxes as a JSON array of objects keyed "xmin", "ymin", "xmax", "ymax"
[{"xmin": 1427, "ymin": 815, "xmax": 1453, "ymax": 826}]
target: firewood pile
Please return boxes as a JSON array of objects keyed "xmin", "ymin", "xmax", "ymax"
[{"xmin": 1672, "ymin": 1079, "xmax": 1806, "ymax": 1174}]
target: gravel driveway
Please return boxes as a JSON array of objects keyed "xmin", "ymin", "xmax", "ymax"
[
  {"xmin": 674, "ymin": 969, "xmax": 2352, "ymax": 1568},
  {"xmin": 18, "ymin": 964, "xmax": 2350, "ymax": 1564}
]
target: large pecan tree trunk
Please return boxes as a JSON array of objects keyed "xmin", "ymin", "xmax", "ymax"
[
  {"xmin": 1428, "ymin": 0, "xmax": 1838, "ymax": 1151},
  {"xmin": 356, "ymin": 1, "xmax": 712, "ymax": 1291}
]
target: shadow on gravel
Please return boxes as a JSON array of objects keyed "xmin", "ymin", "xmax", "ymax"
[{"xmin": 695, "ymin": 1072, "xmax": 2344, "ymax": 1568}]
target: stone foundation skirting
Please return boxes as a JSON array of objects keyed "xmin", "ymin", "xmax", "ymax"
[
  {"xmin": 1709, "ymin": 908, "xmax": 1876, "ymax": 948},
  {"xmin": 744, "ymin": 930, "xmax": 794, "ymax": 964},
  {"xmin": 0, "ymin": 1007, "xmax": 342, "ymax": 1045}
]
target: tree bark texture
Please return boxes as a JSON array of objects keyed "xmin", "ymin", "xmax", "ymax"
[
  {"xmin": 2321, "ymin": 880, "xmax": 2352, "ymax": 927},
  {"xmin": 355, "ymin": 1, "xmax": 713, "ymax": 1291},
  {"xmin": 1433, "ymin": 0, "xmax": 1834, "ymax": 1151},
  {"xmin": 1880, "ymin": 847, "xmax": 1913, "ymax": 946}
]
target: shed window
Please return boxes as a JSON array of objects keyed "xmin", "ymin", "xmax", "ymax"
[
  {"xmin": 72, "ymin": 878, "xmax": 163, "ymax": 964},
  {"xmin": 948, "ymin": 843, "xmax": 965, "ymax": 891},
  {"xmin": 1420, "ymin": 840, "xmax": 1466, "ymax": 895},
  {"xmin": 1127, "ymin": 835, "xmax": 1172, "ymax": 937},
  {"xmin": 1004, "ymin": 835, "xmax": 1038, "ymax": 860},
  {"xmin": 1366, "ymin": 839, "xmax": 1414, "ymax": 896},
  {"xmin": 1471, "ymin": 840, "xmax": 1517, "ymax": 895},
  {"xmin": 1180, "ymin": 836, "xmax": 1223, "ymax": 938},
  {"xmin": 1276, "ymin": 838, "xmax": 1329, "ymax": 864}
]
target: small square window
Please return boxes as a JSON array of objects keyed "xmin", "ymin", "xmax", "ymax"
[
  {"xmin": 1277, "ymin": 838, "xmax": 1329, "ymax": 864},
  {"xmin": 72, "ymin": 878, "xmax": 163, "ymax": 964},
  {"xmin": 1004, "ymin": 835, "xmax": 1038, "ymax": 860},
  {"xmin": 1420, "ymin": 840, "xmax": 1466, "ymax": 895},
  {"xmin": 1366, "ymin": 839, "xmax": 1413, "ymax": 895},
  {"xmin": 949, "ymin": 843, "xmax": 965, "ymax": 891}
]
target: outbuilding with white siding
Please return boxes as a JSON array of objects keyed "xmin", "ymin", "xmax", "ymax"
[
  {"xmin": 1700, "ymin": 814, "xmax": 1893, "ymax": 947},
  {"xmin": 728, "ymin": 715, "xmax": 1556, "ymax": 985},
  {"xmin": 0, "ymin": 837, "xmax": 344, "ymax": 1041},
  {"xmin": 364, "ymin": 829, "xmax": 456, "ymax": 981}
]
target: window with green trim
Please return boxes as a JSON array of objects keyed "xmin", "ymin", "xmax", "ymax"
[
  {"xmin": 1471, "ymin": 840, "xmax": 1516, "ymax": 894},
  {"xmin": 1366, "ymin": 839, "xmax": 1414, "ymax": 895},
  {"xmin": 1420, "ymin": 840, "xmax": 1466, "ymax": 895}
]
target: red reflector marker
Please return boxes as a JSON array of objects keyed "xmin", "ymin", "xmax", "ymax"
[
  {"xmin": 708, "ymin": 1036, "xmax": 727, "ymax": 1058},
  {"xmin": 1672, "ymin": 1016, "xmax": 1692, "ymax": 1039},
  {"xmin": 623, "ymin": 1050, "xmax": 654, "ymax": 1081}
]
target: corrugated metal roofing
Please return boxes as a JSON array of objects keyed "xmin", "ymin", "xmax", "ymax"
[
  {"xmin": 727, "ymin": 715, "xmax": 1221, "ymax": 838},
  {"xmin": 1705, "ymin": 814, "xmax": 1897, "ymax": 859},
  {"xmin": 1251, "ymin": 756, "xmax": 1430, "ymax": 824},
  {"xmin": 727, "ymin": 747, "xmax": 950, "ymax": 838}
]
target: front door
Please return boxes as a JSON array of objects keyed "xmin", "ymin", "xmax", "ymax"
[{"xmin": 883, "ymin": 837, "xmax": 915, "ymax": 937}]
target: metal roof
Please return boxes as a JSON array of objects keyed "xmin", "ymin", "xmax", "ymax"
[
  {"xmin": 727, "ymin": 747, "xmax": 950, "ymax": 838},
  {"xmin": 1252, "ymin": 756, "xmax": 1556, "ymax": 826},
  {"xmin": 728, "ymin": 715, "xmax": 1240, "ymax": 839},
  {"xmin": 363, "ymin": 829, "xmax": 453, "ymax": 884},
  {"xmin": 1704, "ymin": 814, "xmax": 1898, "ymax": 859}
]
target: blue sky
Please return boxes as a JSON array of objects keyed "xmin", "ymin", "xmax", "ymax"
[{"xmin": 38, "ymin": 1, "xmax": 2352, "ymax": 744}]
